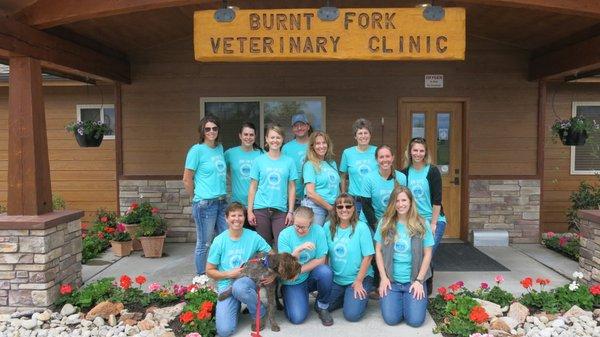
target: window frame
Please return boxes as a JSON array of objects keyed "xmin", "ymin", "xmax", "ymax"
[
  {"xmin": 76, "ymin": 104, "xmax": 116, "ymax": 140},
  {"xmin": 199, "ymin": 96, "xmax": 327, "ymax": 147},
  {"xmin": 570, "ymin": 101, "xmax": 600, "ymax": 175}
]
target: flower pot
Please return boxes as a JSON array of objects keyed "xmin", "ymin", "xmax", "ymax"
[
  {"xmin": 139, "ymin": 235, "xmax": 166, "ymax": 258},
  {"xmin": 110, "ymin": 240, "xmax": 133, "ymax": 257},
  {"xmin": 123, "ymin": 223, "xmax": 143, "ymax": 251},
  {"xmin": 560, "ymin": 129, "xmax": 588, "ymax": 146},
  {"xmin": 75, "ymin": 133, "xmax": 104, "ymax": 147}
]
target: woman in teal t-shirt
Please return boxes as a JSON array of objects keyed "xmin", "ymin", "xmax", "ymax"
[
  {"xmin": 183, "ymin": 116, "xmax": 228, "ymax": 276},
  {"xmin": 302, "ymin": 131, "xmax": 340, "ymax": 226},
  {"xmin": 374, "ymin": 186, "xmax": 433, "ymax": 327},
  {"xmin": 324, "ymin": 193, "xmax": 375, "ymax": 322}
]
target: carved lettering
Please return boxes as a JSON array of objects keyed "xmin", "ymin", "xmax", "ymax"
[
  {"xmin": 368, "ymin": 36, "xmax": 379, "ymax": 52},
  {"xmin": 249, "ymin": 13, "xmax": 260, "ymax": 30},
  {"xmin": 210, "ymin": 38, "xmax": 220, "ymax": 54},
  {"xmin": 436, "ymin": 36, "xmax": 448, "ymax": 53},
  {"xmin": 344, "ymin": 12, "xmax": 356, "ymax": 29},
  {"xmin": 409, "ymin": 36, "xmax": 420, "ymax": 53}
]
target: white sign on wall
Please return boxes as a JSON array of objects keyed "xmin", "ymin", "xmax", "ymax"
[{"xmin": 425, "ymin": 74, "xmax": 444, "ymax": 88}]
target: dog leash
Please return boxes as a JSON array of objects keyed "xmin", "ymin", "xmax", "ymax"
[{"xmin": 251, "ymin": 284, "xmax": 262, "ymax": 337}]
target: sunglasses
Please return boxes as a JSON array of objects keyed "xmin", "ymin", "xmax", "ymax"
[
  {"xmin": 336, "ymin": 204, "xmax": 354, "ymax": 210},
  {"xmin": 204, "ymin": 126, "xmax": 219, "ymax": 132}
]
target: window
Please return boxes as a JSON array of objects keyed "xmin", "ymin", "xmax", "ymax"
[
  {"xmin": 571, "ymin": 102, "xmax": 600, "ymax": 174},
  {"xmin": 76, "ymin": 104, "xmax": 115, "ymax": 139},
  {"xmin": 200, "ymin": 97, "xmax": 326, "ymax": 149}
]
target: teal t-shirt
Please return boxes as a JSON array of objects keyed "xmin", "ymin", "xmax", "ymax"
[
  {"xmin": 340, "ymin": 146, "xmax": 378, "ymax": 197},
  {"xmin": 282, "ymin": 139, "xmax": 309, "ymax": 202},
  {"xmin": 184, "ymin": 143, "xmax": 227, "ymax": 202},
  {"xmin": 407, "ymin": 165, "xmax": 447, "ymax": 223},
  {"xmin": 224, "ymin": 146, "xmax": 262, "ymax": 206},
  {"xmin": 362, "ymin": 170, "xmax": 408, "ymax": 220},
  {"xmin": 303, "ymin": 160, "xmax": 340, "ymax": 205},
  {"xmin": 277, "ymin": 225, "xmax": 328, "ymax": 285},
  {"xmin": 207, "ymin": 229, "xmax": 272, "ymax": 292},
  {"xmin": 250, "ymin": 154, "xmax": 298, "ymax": 212},
  {"xmin": 324, "ymin": 220, "xmax": 375, "ymax": 285},
  {"xmin": 374, "ymin": 220, "xmax": 434, "ymax": 284}
]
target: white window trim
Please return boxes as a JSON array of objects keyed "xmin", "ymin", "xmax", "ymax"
[
  {"xmin": 76, "ymin": 104, "xmax": 115, "ymax": 140},
  {"xmin": 570, "ymin": 101, "xmax": 600, "ymax": 175},
  {"xmin": 199, "ymin": 97, "xmax": 327, "ymax": 147}
]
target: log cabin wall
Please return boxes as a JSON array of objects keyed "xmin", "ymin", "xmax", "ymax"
[
  {"xmin": 542, "ymin": 82, "xmax": 600, "ymax": 233},
  {"xmin": 0, "ymin": 85, "xmax": 117, "ymax": 222}
]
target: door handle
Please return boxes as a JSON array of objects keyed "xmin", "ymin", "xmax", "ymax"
[{"xmin": 453, "ymin": 177, "xmax": 460, "ymax": 185}]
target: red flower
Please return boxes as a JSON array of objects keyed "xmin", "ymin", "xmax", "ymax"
[
  {"xmin": 559, "ymin": 237, "xmax": 568, "ymax": 247},
  {"xmin": 546, "ymin": 231, "xmax": 555, "ymax": 238},
  {"xmin": 449, "ymin": 283, "xmax": 461, "ymax": 292},
  {"xmin": 469, "ymin": 305, "xmax": 489, "ymax": 324},
  {"xmin": 135, "ymin": 275, "xmax": 147, "ymax": 286},
  {"xmin": 520, "ymin": 277, "xmax": 533, "ymax": 289},
  {"xmin": 81, "ymin": 233, "xmax": 87, "ymax": 239},
  {"xmin": 201, "ymin": 301, "xmax": 214, "ymax": 312},
  {"xmin": 151, "ymin": 207, "xmax": 159, "ymax": 215},
  {"xmin": 179, "ymin": 311, "xmax": 194, "ymax": 324},
  {"xmin": 120, "ymin": 275, "xmax": 132, "ymax": 290},
  {"xmin": 443, "ymin": 293, "xmax": 455, "ymax": 301},
  {"xmin": 81, "ymin": 223, "xmax": 88, "ymax": 230},
  {"xmin": 590, "ymin": 284, "xmax": 600, "ymax": 296},
  {"xmin": 97, "ymin": 232, "xmax": 105, "ymax": 240},
  {"xmin": 437, "ymin": 287, "xmax": 447, "ymax": 296},
  {"xmin": 197, "ymin": 310, "xmax": 211, "ymax": 320},
  {"xmin": 104, "ymin": 227, "xmax": 115, "ymax": 234},
  {"xmin": 536, "ymin": 278, "xmax": 550, "ymax": 286},
  {"xmin": 100, "ymin": 216, "xmax": 108, "ymax": 223},
  {"xmin": 60, "ymin": 284, "xmax": 73, "ymax": 295},
  {"xmin": 131, "ymin": 203, "xmax": 139, "ymax": 209}
]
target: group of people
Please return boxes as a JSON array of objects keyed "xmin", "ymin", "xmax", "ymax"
[{"xmin": 182, "ymin": 113, "xmax": 446, "ymax": 337}]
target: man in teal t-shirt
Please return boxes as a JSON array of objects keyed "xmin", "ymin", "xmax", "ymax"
[
  {"xmin": 224, "ymin": 146, "xmax": 261, "ymax": 206},
  {"xmin": 282, "ymin": 113, "xmax": 311, "ymax": 205}
]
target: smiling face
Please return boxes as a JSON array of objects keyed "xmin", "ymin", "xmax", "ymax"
[
  {"xmin": 335, "ymin": 200, "xmax": 355, "ymax": 222},
  {"xmin": 292, "ymin": 122, "xmax": 310, "ymax": 138},
  {"xmin": 395, "ymin": 191, "xmax": 411, "ymax": 216},
  {"xmin": 239, "ymin": 126, "xmax": 256, "ymax": 148},
  {"xmin": 313, "ymin": 135, "xmax": 328, "ymax": 159},
  {"xmin": 266, "ymin": 129, "xmax": 284, "ymax": 151},
  {"xmin": 410, "ymin": 143, "xmax": 427, "ymax": 165},
  {"xmin": 355, "ymin": 127, "xmax": 371, "ymax": 146},
  {"xmin": 377, "ymin": 147, "xmax": 394, "ymax": 171},
  {"xmin": 203, "ymin": 121, "xmax": 219, "ymax": 143},
  {"xmin": 294, "ymin": 216, "xmax": 312, "ymax": 237},
  {"xmin": 226, "ymin": 209, "xmax": 245, "ymax": 231}
]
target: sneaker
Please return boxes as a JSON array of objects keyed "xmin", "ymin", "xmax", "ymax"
[{"xmin": 315, "ymin": 307, "xmax": 334, "ymax": 326}]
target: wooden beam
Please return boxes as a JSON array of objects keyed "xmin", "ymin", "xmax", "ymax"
[
  {"xmin": 530, "ymin": 35, "xmax": 600, "ymax": 80},
  {"xmin": 7, "ymin": 55, "xmax": 53, "ymax": 215},
  {"xmin": 0, "ymin": 17, "xmax": 130, "ymax": 83},
  {"xmin": 14, "ymin": 0, "xmax": 218, "ymax": 29},
  {"xmin": 456, "ymin": 0, "xmax": 600, "ymax": 18}
]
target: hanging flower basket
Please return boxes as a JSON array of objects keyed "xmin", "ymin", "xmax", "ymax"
[
  {"xmin": 559, "ymin": 129, "xmax": 588, "ymax": 146},
  {"xmin": 75, "ymin": 133, "xmax": 104, "ymax": 147},
  {"xmin": 551, "ymin": 116, "xmax": 595, "ymax": 147},
  {"xmin": 65, "ymin": 120, "xmax": 109, "ymax": 148}
]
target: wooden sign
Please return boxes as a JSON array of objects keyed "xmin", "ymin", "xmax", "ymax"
[{"xmin": 194, "ymin": 8, "xmax": 465, "ymax": 62}]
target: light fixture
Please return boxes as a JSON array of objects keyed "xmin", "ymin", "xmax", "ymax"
[
  {"xmin": 422, "ymin": 1, "xmax": 445, "ymax": 21},
  {"xmin": 214, "ymin": 0, "xmax": 236, "ymax": 22},
  {"xmin": 318, "ymin": 0, "xmax": 339, "ymax": 21}
]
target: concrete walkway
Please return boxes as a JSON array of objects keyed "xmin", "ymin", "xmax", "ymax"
[{"xmin": 82, "ymin": 243, "xmax": 574, "ymax": 337}]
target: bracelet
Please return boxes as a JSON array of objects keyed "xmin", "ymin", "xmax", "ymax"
[
  {"xmin": 415, "ymin": 278, "xmax": 424, "ymax": 284},
  {"xmin": 287, "ymin": 211, "xmax": 293, "ymax": 214}
]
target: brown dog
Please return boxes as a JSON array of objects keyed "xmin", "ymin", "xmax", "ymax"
[{"xmin": 218, "ymin": 252, "xmax": 301, "ymax": 332}]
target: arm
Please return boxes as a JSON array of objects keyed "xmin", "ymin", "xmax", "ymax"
[
  {"xmin": 351, "ymin": 255, "xmax": 373, "ymax": 300},
  {"xmin": 409, "ymin": 246, "xmax": 432, "ymax": 300},
  {"xmin": 340, "ymin": 173, "xmax": 348, "ymax": 194},
  {"xmin": 375, "ymin": 243, "xmax": 391, "ymax": 297},
  {"xmin": 299, "ymin": 256, "xmax": 326, "ymax": 274},
  {"xmin": 285, "ymin": 180, "xmax": 296, "ymax": 225},
  {"xmin": 206, "ymin": 262, "xmax": 242, "ymax": 281},
  {"xmin": 429, "ymin": 167, "xmax": 443, "ymax": 232},
  {"xmin": 183, "ymin": 169, "xmax": 195, "ymax": 197},
  {"xmin": 305, "ymin": 183, "xmax": 333, "ymax": 211},
  {"xmin": 361, "ymin": 197, "xmax": 377, "ymax": 228},
  {"xmin": 247, "ymin": 180, "xmax": 258, "ymax": 226}
]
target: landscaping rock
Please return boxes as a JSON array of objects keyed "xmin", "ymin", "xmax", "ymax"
[
  {"xmin": 490, "ymin": 318, "xmax": 511, "ymax": 332},
  {"xmin": 475, "ymin": 298, "xmax": 503, "ymax": 317},
  {"xmin": 92, "ymin": 316, "xmax": 105, "ymax": 327},
  {"xmin": 60, "ymin": 304, "xmax": 76, "ymax": 317},
  {"xmin": 151, "ymin": 302, "xmax": 185, "ymax": 325},
  {"xmin": 489, "ymin": 329, "xmax": 512, "ymax": 337},
  {"xmin": 499, "ymin": 316, "xmax": 519, "ymax": 329},
  {"xmin": 508, "ymin": 302, "xmax": 529, "ymax": 324},
  {"xmin": 108, "ymin": 315, "xmax": 117, "ymax": 327},
  {"xmin": 21, "ymin": 318, "xmax": 37, "ymax": 330},
  {"xmin": 36, "ymin": 311, "xmax": 52, "ymax": 322},
  {"xmin": 85, "ymin": 301, "xmax": 124, "ymax": 320},
  {"xmin": 137, "ymin": 319, "xmax": 155, "ymax": 331}
]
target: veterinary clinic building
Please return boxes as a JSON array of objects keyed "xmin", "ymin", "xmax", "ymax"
[{"xmin": 0, "ymin": 1, "xmax": 599, "ymax": 245}]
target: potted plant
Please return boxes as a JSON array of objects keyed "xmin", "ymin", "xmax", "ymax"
[
  {"xmin": 110, "ymin": 223, "xmax": 133, "ymax": 257},
  {"xmin": 136, "ymin": 214, "xmax": 168, "ymax": 258},
  {"xmin": 551, "ymin": 115, "xmax": 595, "ymax": 146},
  {"xmin": 119, "ymin": 202, "xmax": 157, "ymax": 251},
  {"xmin": 65, "ymin": 120, "xmax": 109, "ymax": 147}
]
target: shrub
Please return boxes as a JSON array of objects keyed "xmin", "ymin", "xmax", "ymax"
[
  {"xmin": 541, "ymin": 232, "xmax": 580, "ymax": 261},
  {"xmin": 120, "ymin": 202, "xmax": 156, "ymax": 224},
  {"xmin": 0, "ymin": 204, "xmax": 5, "ymax": 213},
  {"xmin": 180, "ymin": 287, "xmax": 218, "ymax": 337},
  {"xmin": 52, "ymin": 194, "xmax": 66, "ymax": 211},
  {"xmin": 566, "ymin": 179, "xmax": 600, "ymax": 231}
]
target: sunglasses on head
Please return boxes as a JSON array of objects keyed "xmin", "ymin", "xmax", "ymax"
[
  {"xmin": 335, "ymin": 204, "xmax": 354, "ymax": 210},
  {"xmin": 410, "ymin": 137, "xmax": 426, "ymax": 143},
  {"xmin": 204, "ymin": 126, "xmax": 219, "ymax": 132}
]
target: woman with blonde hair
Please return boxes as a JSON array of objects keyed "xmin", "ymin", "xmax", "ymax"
[
  {"xmin": 301, "ymin": 131, "xmax": 340, "ymax": 226},
  {"xmin": 247, "ymin": 124, "xmax": 298, "ymax": 246},
  {"xmin": 374, "ymin": 186, "xmax": 433, "ymax": 327}
]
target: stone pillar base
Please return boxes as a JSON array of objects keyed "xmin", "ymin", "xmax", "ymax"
[
  {"xmin": 0, "ymin": 211, "xmax": 84, "ymax": 314},
  {"xmin": 578, "ymin": 210, "xmax": 600, "ymax": 285}
]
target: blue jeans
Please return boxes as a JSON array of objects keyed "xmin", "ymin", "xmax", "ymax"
[
  {"xmin": 380, "ymin": 281, "xmax": 428, "ymax": 326},
  {"xmin": 282, "ymin": 264, "xmax": 333, "ymax": 324},
  {"xmin": 327, "ymin": 276, "xmax": 374, "ymax": 322},
  {"xmin": 301, "ymin": 198, "xmax": 330, "ymax": 226},
  {"xmin": 432, "ymin": 221, "xmax": 447, "ymax": 254},
  {"xmin": 216, "ymin": 277, "xmax": 267, "ymax": 337},
  {"xmin": 192, "ymin": 198, "xmax": 228, "ymax": 275}
]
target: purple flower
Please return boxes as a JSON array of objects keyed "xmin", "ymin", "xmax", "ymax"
[{"xmin": 77, "ymin": 128, "xmax": 84, "ymax": 135}]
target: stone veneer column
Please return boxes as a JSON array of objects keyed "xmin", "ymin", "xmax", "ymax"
[
  {"xmin": 578, "ymin": 210, "xmax": 600, "ymax": 284},
  {"xmin": 469, "ymin": 180, "xmax": 540, "ymax": 243},
  {"xmin": 0, "ymin": 211, "xmax": 83, "ymax": 314}
]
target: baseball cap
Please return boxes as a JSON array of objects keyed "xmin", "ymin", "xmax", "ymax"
[{"xmin": 291, "ymin": 113, "xmax": 309, "ymax": 126}]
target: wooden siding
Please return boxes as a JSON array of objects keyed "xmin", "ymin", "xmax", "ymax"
[
  {"xmin": 0, "ymin": 85, "xmax": 117, "ymax": 222},
  {"xmin": 541, "ymin": 83, "xmax": 600, "ymax": 233},
  {"xmin": 122, "ymin": 35, "xmax": 539, "ymax": 176}
]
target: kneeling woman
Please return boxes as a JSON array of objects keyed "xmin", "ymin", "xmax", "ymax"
[
  {"xmin": 206, "ymin": 202, "xmax": 273, "ymax": 337},
  {"xmin": 324, "ymin": 193, "xmax": 375, "ymax": 322},
  {"xmin": 278, "ymin": 206, "xmax": 334, "ymax": 326},
  {"xmin": 374, "ymin": 186, "xmax": 433, "ymax": 327}
]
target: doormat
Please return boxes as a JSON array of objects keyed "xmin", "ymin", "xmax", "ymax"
[{"xmin": 435, "ymin": 243, "xmax": 510, "ymax": 271}]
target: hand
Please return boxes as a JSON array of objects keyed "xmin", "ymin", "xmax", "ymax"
[
  {"xmin": 260, "ymin": 273, "xmax": 276, "ymax": 286},
  {"xmin": 295, "ymin": 242, "xmax": 315, "ymax": 253},
  {"xmin": 409, "ymin": 280, "xmax": 425, "ymax": 300},
  {"xmin": 379, "ymin": 276, "xmax": 391, "ymax": 298},
  {"xmin": 431, "ymin": 223, "xmax": 437, "ymax": 235},
  {"xmin": 228, "ymin": 267, "xmax": 243, "ymax": 279},
  {"xmin": 351, "ymin": 279, "xmax": 367, "ymax": 300},
  {"xmin": 247, "ymin": 210, "xmax": 257, "ymax": 226},
  {"xmin": 285, "ymin": 212, "xmax": 293, "ymax": 225}
]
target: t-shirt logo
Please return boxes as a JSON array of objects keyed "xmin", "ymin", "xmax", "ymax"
[
  {"xmin": 240, "ymin": 162, "xmax": 252, "ymax": 177},
  {"xmin": 394, "ymin": 239, "xmax": 409, "ymax": 254},
  {"xmin": 327, "ymin": 171, "xmax": 337, "ymax": 184},
  {"xmin": 299, "ymin": 250, "xmax": 311, "ymax": 264},
  {"xmin": 381, "ymin": 194, "xmax": 390, "ymax": 208},
  {"xmin": 213, "ymin": 157, "xmax": 226, "ymax": 173},
  {"xmin": 411, "ymin": 181, "xmax": 425, "ymax": 199},
  {"xmin": 334, "ymin": 242, "xmax": 347, "ymax": 258},
  {"xmin": 229, "ymin": 254, "xmax": 243, "ymax": 268},
  {"xmin": 358, "ymin": 163, "xmax": 371, "ymax": 176},
  {"xmin": 268, "ymin": 171, "xmax": 282, "ymax": 186}
]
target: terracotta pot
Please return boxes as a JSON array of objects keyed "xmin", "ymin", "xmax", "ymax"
[
  {"xmin": 123, "ymin": 223, "xmax": 143, "ymax": 251},
  {"xmin": 139, "ymin": 235, "xmax": 166, "ymax": 258},
  {"xmin": 110, "ymin": 240, "xmax": 133, "ymax": 257}
]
